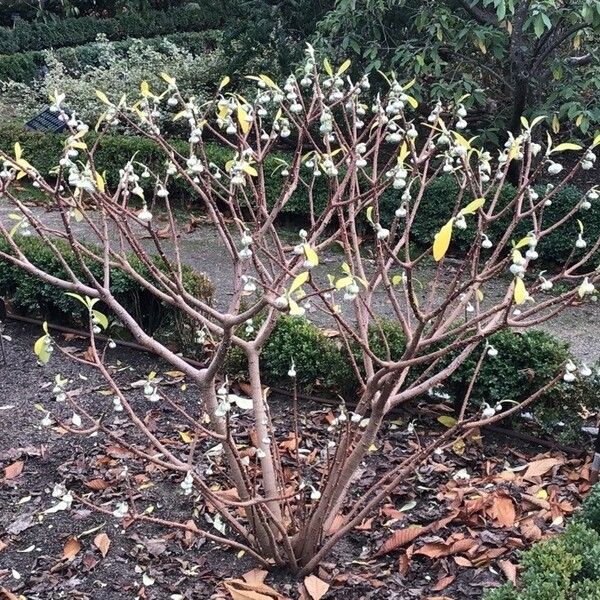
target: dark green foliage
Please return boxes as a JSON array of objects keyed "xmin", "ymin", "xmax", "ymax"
[
  {"xmin": 0, "ymin": 235, "xmax": 213, "ymax": 339},
  {"xmin": 484, "ymin": 516, "xmax": 600, "ymax": 600},
  {"xmin": 576, "ymin": 483, "xmax": 600, "ymax": 535},
  {"xmin": 225, "ymin": 316, "xmax": 353, "ymax": 393},
  {"xmin": 0, "ymin": 5, "xmax": 223, "ymax": 54}
]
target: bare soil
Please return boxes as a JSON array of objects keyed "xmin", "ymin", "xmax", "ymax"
[{"xmin": 0, "ymin": 322, "xmax": 593, "ymax": 599}]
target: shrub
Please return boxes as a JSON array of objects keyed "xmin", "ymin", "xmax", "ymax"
[
  {"xmin": 0, "ymin": 31, "xmax": 223, "ymax": 84},
  {"xmin": 484, "ymin": 519, "xmax": 600, "ymax": 600},
  {"xmin": 0, "ymin": 5, "xmax": 223, "ymax": 54},
  {"xmin": 0, "ymin": 235, "xmax": 213, "ymax": 340}
]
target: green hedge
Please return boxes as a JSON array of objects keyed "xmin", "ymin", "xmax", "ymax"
[
  {"xmin": 0, "ymin": 122, "xmax": 595, "ymax": 265},
  {"xmin": 226, "ymin": 315, "xmax": 599, "ymax": 443},
  {"xmin": 0, "ymin": 236, "xmax": 213, "ymax": 339},
  {"xmin": 485, "ymin": 485, "xmax": 600, "ymax": 599},
  {"xmin": 0, "ymin": 5, "xmax": 223, "ymax": 54},
  {"xmin": 0, "ymin": 30, "xmax": 222, "ymax": 83}
]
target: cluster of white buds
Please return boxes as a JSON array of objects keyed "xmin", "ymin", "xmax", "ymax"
[
  {"xmin": 195, "ymin": 327, "xmax": 206, "ymax": 345},
  {"xmin": 385, "ymin": 165, "xmax": 409, "ymax": 190},
  {"xmin": 241, "ymin": 275, "xmax": 257, "ymax": 294},
  {"xmin": 428, "ymin": 100, "xmax": 443, "ymax": 124},
  {"xmin": 41, "ymin": 412, "xmax": 53, "ymax": 427},
  {"xmin": 322, "ymin": 73, "xmax": 345, "ymax": 103},
  {"xmin": 66, "ymin": 162, "xmax": 96, "ymax": 194},
  {"xmin": 395, "ymin": 200, "xmax": 408, "ymax": 218},
  {"xmin": 509, "ymin": 249, "xmax": 527, "ymax": 277},
  {"xmin": 288, "ymin": 361, "xmax": 296, "ymax": 378},
  {"xmin": 576, "ymin": 233, "xmax": 587, "ymax": 249},
  {"xmin": 482, "ymin": 402, "xmax": 496, "ymax": 418},
  {"xmin": 244, "ymin": 319, "xmax": 255, "ymax": 336},
  {"xmin": 454, "ymin": 214, "xmax": 467, "ymax": 230},
  {"xmin": 478, "ymin": 152, "xmax": 492, "ymax": 182},
  {"xmin": 239, "ymin": 229, "xmax": 253, "ymax": 260},
  {"xmin": 283, "ymin": 75, "xmax": 303, "ymax": 113},
  {"xmin": 52, "ymin": 374, "xmax": 68, "ymax": 401},
  {"xmin": 582, "ymin": 150, "xmax": 597, "ymax": 171},
  {"xmin": 375, "ymin": 222, "xmax": 390, "ymax": 241},
  {"xmin": 215, "ymin": 381, "xmax": 231, "ymax": 417},
  {"xmin": 113, "ymin": 501, "xmax": 129, "ymax": 519},
  {"xmin": 319, "ymin": 108, "xmax": 334, "ymax": 136},
  {"xmin": 564, "ymin": 359, "xmax": 577, "ymax": 382},
  {"xmin": 180, "ymin": 471, "xmax": 194, "ymax": 495},
  {"xmin": 539, "ymin": 271, "xmax": 553, "ymax": 291},
  {"xmin": 273, "ymin": 116, "xmax": 291, "ymax": 139},
  {"xmin": 455, "ymin": 103, "xmax": 468, "ymax": 130},
  {"xmin": 108, "ymin": 339, "xmax": 116, "ymax": 349},
  {"xmin": 579, "ymin": 276, "xmax": 596, "ymax": 297},
  {"xmin": 186, "ymin": 155, "xmax": 204, "ymax": 175},
  {"xmin": 547, "ymin": 160, "xmax": 563, "ymax": 175},
  {"xmin": 486, "ymin": 344, "xmax": 498, "ymax": 357},
  {"xmin": 137, "ymin": 203, "xmax": 152, "ymax": 222},
  {"xmin": 143, "ymin": 378, "xmax": 160, "ymax": 402},
  {"xmin": 481, "ymin": 234, "xmax": 493, "ymax": 249},
  {"xmin": 525, "ymin": 235, "xmax": 539, "ymax": 260}
]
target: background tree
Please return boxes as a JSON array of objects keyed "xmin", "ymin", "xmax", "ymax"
[{"xmin": 315, "ymin": 0, "xmax": 600, "ymax": 140}]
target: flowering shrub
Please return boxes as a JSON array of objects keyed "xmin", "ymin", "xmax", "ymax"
[
  {"xmin": 0, "ymin": 50, "xmax": 598, "ymax": 572},
  {"xmin": 0, "ymin": 36, "xmax": 225, "ymax": 123}
]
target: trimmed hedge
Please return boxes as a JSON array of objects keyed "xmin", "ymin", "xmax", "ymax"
[
  {"xmin": 485, "ymin": 485, "xmax": 600, "ymax": 599},
  {"xmin": 0, "ymin": 236, "xmax": 213, "ymax": 339},
  {"xmin": 0, "ymin": 5, "xmax": 223, "ymax": 54},
  {"xmin": 225, "ymin": 315, "xmax": 599, "ymax": 443},
  {"xmin": 0, "ymin": 30, "xmax": 222, "ymax": 83},
  {"xmin": 1, "ymin": 121, "xmax": 594, "ymax": 265}
]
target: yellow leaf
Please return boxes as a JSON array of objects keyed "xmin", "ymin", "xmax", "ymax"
[
  {"xmin": 95, "ymin": 172, "xmax": 105, "ymax": 193},
  {"xmin": 242, "ymin": 164, "xmax": 258, "ymax": 177},
  {"xmin": 337, "ymin": 58, "xmax": 351, "ymax": 76},
  {"xmin": 366, "ymin": 206, "xmax": 374, "ymax": 225},
  {"xmin": 92, "ymin": 310, "xmax": 109, "ymax": 330},
  {"xmin": 552, "ymin": 114, "xmax": 560, "ymax": 134},
  {"xmin": 290, "ymin": 271, "xmax": 309, "ymax": 293},
  {"xmin": 95, "ymin": 90, "xmax": 112, "ymax": 105},
  {"xmin": 237, "ymin": 105, "xmax": 251, "ymax": 135},
  {"xmin": 459, "ymin": 197, "xmax": 485, "ymax": 216},
  {"xmin": 593, "ymin": 134, "xmax": 600, "ymax": 148},
  {"xmin": 140, "ymin": 80, "xmax": 151, "ymax": 97},
  {"xmin": 14, "ymin": 142, "xmax": 22, "ymax": 160},
  {"xmin": 398, "ymin": 142, "xmax": 409, "ymax": 165},
  {"xmin": 438, "ymin": 415, "xmax": 457, "ymax": 428},
  {"xmin": 513, "ymin": 278, "xmax": 527, "ymax": 305},
  {"xmin": 335, "ymin": 275, "xmax": 354, "ymax": 290},
  {"xmin": 476, "ymin": 288, "xmax": 484, "ymax": 301},
  {"xmin": 323, "ymin": 58, "xmax": 334, "ymax": 77},
  {"xmin": 303, "ymin": 244, "xmax": 319, "ymax": 266},
  {"xmin": 161, "ymin": 72, "xmax": 175, "ymax": 86},
  {"xmin": 288, "ymin": 298, "xmax": 305, "ymax": 316},
  {"xmin": 433, "ymin": 219, "xmax": 454, "ymax": 261},
  {"xmin": 34, "ymin": 335, "xmax": 50, "ymax": 365},
  {"xmin": 179, "ymin": 431, "xmax": 193, "ymax": 444},
  {"xmin": 551, "ymin": 142, "xmax": 582, "ymax": 153},
  {"xmin": 259, "ymin": 74, "xmax": 278, "ymax": 89},
  {"xmin": 405, "ymin": 95, "xmax": 418, "ymax": 109},
  {"xmin": 219, "ymin": 76, "xmax": 230, "ymax": 90},
  {"xmin": 513, "ymin": 236, "xmax": 533, "ymax": 249}
]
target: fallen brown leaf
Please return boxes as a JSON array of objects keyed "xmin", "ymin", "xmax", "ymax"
[
  {"xmin": 63, "ymin": 536, "xmax": 81, "ymax": 560},
  {"xmin": 524, "ymin": 457, "xmax": 563, "ymax": 480},
  {"xmin": 375, "ymin": 525, "xmax": 427, "ymax": 556},
  {"xmin": 431, "ymin": 575, "xmax": 455, "ymax": 592},
  {"xmin": 303, "ymin": 575, "xmax": 330, "ymax": 600},
  {"xmin": 94, "ymin": 533, "xmax": 111, "ymax": 558},
  {"xmin": 499, "ymin": 559, "xmax": 518, "ymax": 585},
  {"xmin": 4, "ymin": 461, "xmax": 24, "ymax": 480}
]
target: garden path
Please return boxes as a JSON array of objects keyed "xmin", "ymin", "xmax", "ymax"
[{"xmin": 1, "ymin": 200, "xmax": 599, "ymax": 362}]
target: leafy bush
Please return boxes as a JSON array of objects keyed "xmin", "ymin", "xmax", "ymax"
[
  {"xmin": 0, "ymin": 30, "xmax": 222, "ymax": 84},
  {"xmin": 0, "ymin": 236, "xmax": 213, "ymax": 339},
  {"xmin": 484, "ymin": 517, "xmax": 600, "ymax": 600},
  {"xmin": 225, "ymin": 316, "xmax": 353, "ymax": 393},
  {"xmin": 1, "ymin": 35, "xmax": 225, "ymax": 123},
  {"xmin": 379, "ymin": 176, "xmax": 598, "ymax": 265},
  {"xmin": 0, "ymin": 5, "xmax": 223, "ymax": 54}
]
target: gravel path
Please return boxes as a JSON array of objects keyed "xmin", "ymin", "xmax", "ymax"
[{"xmin": 1, "ymin": 199, "xmax": 600, "ymax": 362}]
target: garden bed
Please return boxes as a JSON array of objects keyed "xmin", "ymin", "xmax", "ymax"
[{"xmin": 0, "ymin": 322, "xmax": 594, "ymax": 599}]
